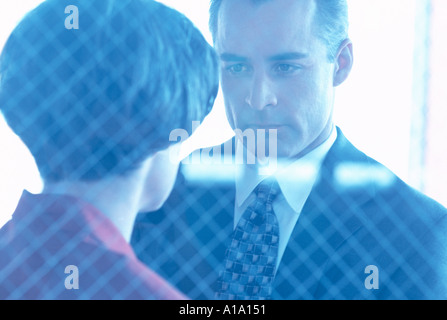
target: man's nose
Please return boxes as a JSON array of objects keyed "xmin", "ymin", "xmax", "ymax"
[{"xmin": 245, "ymin": 74, "xmax": 277, "ymax": 110}]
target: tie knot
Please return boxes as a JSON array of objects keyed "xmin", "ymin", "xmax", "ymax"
[{"xmin": 255, "ymin": 177, "xmax": 280, "ymax": 205}]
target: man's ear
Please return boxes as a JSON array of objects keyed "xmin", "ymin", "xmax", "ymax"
[{"xmin": 333, "ymin": 39, "xmax": 353, "ymax": 87}]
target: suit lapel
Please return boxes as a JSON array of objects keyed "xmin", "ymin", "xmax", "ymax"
[{"xmin": 273, "ymin": 128, "xmax": 375, "ymax": 299}]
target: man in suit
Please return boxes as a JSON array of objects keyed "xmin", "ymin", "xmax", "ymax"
[
  {"xmin": 131, "ymin": 0, "xmax": 447, "ymax": 299},
  {"xmin": 0, "ymin": 0, "xmax": 218, "ymax": 299}
]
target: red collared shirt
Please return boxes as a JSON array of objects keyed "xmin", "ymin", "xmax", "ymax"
[{"xmin": 0, "ymin": 190, "xmax": 187, "ymax": 300}]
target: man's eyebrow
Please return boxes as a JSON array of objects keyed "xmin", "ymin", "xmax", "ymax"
[
  {"xmin": 219, "ymin": 53, "xmax": 249, "ymax": 62},
  {"xmin": 268, "ymin": 52, "xmax": 309, "ymax": 61}
]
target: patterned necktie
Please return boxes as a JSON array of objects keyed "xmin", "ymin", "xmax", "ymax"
[{"xmin": 216, "ymin": 177, "xmax": 280, "ymax": 300}]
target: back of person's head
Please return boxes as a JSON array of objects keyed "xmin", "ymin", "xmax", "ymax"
[
  {"xmin": 209, "ymin": 0, "xmax": 348, "ymax": 61},
  {"xmin": 0, "ymin": 0, "xmax": 219, "ymax": 182}
]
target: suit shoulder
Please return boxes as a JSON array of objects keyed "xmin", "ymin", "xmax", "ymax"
[
  {"xmin": 368, "ymin": 159, "xmax": 447, "ymax": 224},
  {"xmin": 332, "ymin": 131, "xmax": 447, "ymax": 223}
]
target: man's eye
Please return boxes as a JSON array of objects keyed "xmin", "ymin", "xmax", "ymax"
[
  {"xmin": 275, "ymin": 64, "xmax": 300, "ymax": 73},
  {"xmin": 226, "ymin": 64, "xmax": 249, "ymax": 74}
]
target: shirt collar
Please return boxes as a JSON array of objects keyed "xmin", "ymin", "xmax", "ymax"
[
  {"xmin": 13, "ymin": 190, "xmax": 135, "ymax": 258},
  {"xmin": 236, "ymin": 125, "xmax": 337, "ymax": 212}
]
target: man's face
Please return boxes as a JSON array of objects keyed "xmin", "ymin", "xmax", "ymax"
[{"xmin": 216, "ymin": 0, "xmax": 338, "ymax": 160}]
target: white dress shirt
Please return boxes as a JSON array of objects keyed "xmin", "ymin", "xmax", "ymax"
[{"xmin": 234, "ymin": 126, "xmax": 337, "ymax": 269}]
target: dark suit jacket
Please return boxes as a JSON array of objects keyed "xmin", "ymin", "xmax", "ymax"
[{"xmin": 131, "ymin": 127, "xmax": 447, "ymax": 299}]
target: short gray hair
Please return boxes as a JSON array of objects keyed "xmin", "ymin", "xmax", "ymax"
[{"xmin": 209, "ymin": 0, "xmax": 349, "ymax": 61}]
